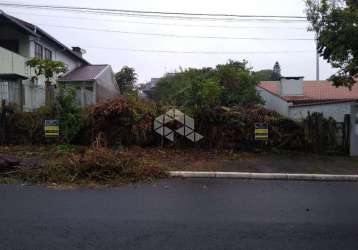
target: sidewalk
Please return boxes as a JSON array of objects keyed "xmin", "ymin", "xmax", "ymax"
[{"xmin": 164, "ymin": 152, "xmax": 358, "ymax": 176}]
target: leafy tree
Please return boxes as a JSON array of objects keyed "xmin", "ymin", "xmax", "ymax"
[
  {"xmin": 26, "ymin": 58, "xmax": 68, "ymax": 106},
  {"xmin": 216, "ymin": 60, "xmax": 262, "ymax": 106},
  {"xmin": 270, "ymin": 61, "xmax": 282, "ymax": 81},
  {"xmin": 151, "ymin": 60, "xmax": 262, "ymax": 111},
  {"xmin": 253, "ymin": 69, "xmax": 273, "ymax": 81},
  {"xmin": 152, "ymin": 68, "xmax": 221, "ymax": 113},
  {"xmin": 306, "ymin": 0, "xmax": 358, "ymax": 88},
  {"xmin": 115, "ymin": 66, "xmax": 137, "ymax": 94}
]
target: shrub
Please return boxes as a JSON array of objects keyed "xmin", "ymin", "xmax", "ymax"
[
  {"xmin": 5, "ymin": 111, "xmax": 44, "ymax": 144},
  {"xmin": 195, "ymin": 105, "xmax": 305, "ymax": 150},
  {"xmin": 56, "ymin": 87, "xmax": 85, "ymax": 144},
  {"xmin": 88, "ymin": 97, "xmax": 159, "ymax": 146}
]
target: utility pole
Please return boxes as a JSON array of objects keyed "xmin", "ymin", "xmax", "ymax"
[
  {"xmin": 315, "ymin": 0, "xmax": 320, "ymax": 81},
  {"xmin": 315, "ymin": 32, "xmax": 320, "ymax": 80}
]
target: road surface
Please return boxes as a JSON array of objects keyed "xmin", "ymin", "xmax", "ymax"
[{"xmin": 1, "ymin": 179, "xmax": 358, "ymax": 250}]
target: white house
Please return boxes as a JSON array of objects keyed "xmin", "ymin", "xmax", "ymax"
[
  {"xmin": 0, "ymin": 10, "xmax": 119, "ymax": 110},
  {"xmin": 257, "ymin": 77, "xmax": 358, "ymax": 123}
]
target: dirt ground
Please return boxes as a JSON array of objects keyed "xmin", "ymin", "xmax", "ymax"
[{"xmin": 0, "ymin": 146, "xmax": 357, "ymax": 176}]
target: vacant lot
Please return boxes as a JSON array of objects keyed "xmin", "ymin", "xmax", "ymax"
[{"xmin": 0, "ymin": 146, "xmax": 357, "ymax": 186}]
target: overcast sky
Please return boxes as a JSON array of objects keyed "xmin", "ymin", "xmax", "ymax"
[{"xmin": 1, "ymin": 0, "xmax": 337, "ymax": 83}]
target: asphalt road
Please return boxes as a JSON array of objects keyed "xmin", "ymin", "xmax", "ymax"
[{"xmin": 1, "ymin": 179, "xmax": 358, "ymax": 250}]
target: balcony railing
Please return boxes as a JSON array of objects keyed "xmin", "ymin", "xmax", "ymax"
[{"xmin": 0, "ymin": 46, "xmax": 28, "ymax": 79}]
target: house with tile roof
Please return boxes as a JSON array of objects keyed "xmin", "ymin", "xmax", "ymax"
[
  {"xmin": 0, "ymin": 10, "xmax": 119, "ymax": 110},
  {"xmin": 257, "ymin": 77, "xmax": 358, "ymax": 122}
]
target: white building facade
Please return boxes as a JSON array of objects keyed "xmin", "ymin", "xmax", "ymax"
[{"xmin": 0, "ymin": 10, "xmax": 119, "ymax": 110}]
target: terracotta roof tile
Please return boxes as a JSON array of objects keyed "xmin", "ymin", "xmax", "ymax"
[{"xmin": 258, "ymin": 80, "xmax": 358, "ymax": 104}]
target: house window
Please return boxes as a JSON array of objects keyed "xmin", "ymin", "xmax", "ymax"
[
  {"xmin": 44, "ymin": 48, "xmax": 52, "ymax": 60},
  {"xmin": 35, "ymin": 43, "xmax": 43, "ymax": 59},
  {"xmin": 0, "ymin": 80, "xmax": 21, "ymax": 106},
  {"xmin": 0, "ymin": 81, "xmax": 9, "ymax": 103}
]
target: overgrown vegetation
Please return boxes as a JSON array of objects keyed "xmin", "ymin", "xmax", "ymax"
[
  {"xmin": 0, "ymin": 56, "xmax": 350, "ymax": 185},
  {"xmin": 1, "ymin": 86, "xmax": 85, "ymax": 145},
  {"xmin": 148, "ymin": 60, "xmax": 263, "ymax": 113},
  {"xmin": 56, "ymin": 87, "xmax": 85, "ymax": 143},
  {"xmin": 0, "ymin": 95, "xmax": 346, "ymax": 154},
  {"xmin": 88, "ymin": 97, "xmax": 159, "ymax": 146},
  {"xmin": 0, "ymin": 146, "xmax": 167, "ymax": 185}
]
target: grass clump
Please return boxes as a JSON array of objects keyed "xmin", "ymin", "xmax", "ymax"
[{"xmin": 5, "ymin": 147, "xmax": 167, "ymax": 186}]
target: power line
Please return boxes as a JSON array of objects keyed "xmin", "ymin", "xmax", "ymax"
[
  {"xmin": 0, "ymin": 2, "xmax": 306, "ymax": 19},
  {"xmin": 8, "ymin": 11, "xmax": 308, "ymax": 30},
  {"xmin": 0, "ymin": 2, "xmax": 308, "ymax": 22},
  {"xmin": 36, "ymin": 23, "xmax": 314, "ymax": 41},
  {"xmin": 83, "ymin": 47, "xmax": 315, "ymax": 55}
]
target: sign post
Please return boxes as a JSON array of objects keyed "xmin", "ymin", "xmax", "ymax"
[
  {"xmin": 255, "ymin": 123, "xmax": 269, "ymax": 141},
  {"xmin": 44, "ymin": 119, "xmax": 59, "ymax": 138}
]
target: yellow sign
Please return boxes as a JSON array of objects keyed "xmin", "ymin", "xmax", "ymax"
[
  {"xmin": 255, "ymin": 123, "xmax": 268, "ymax": 141},
  {"xmin": 45, "ymin": 120, "xmax": 59, "ymax": 137}
]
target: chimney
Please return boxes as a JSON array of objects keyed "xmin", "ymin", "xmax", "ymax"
[
  {"xmin": 72, "ymin": 47, "xmax": 86, "ymax": 58},
  {"xmin": 279, "ymin": 76, "xmax": 304, "ymax": 96}
]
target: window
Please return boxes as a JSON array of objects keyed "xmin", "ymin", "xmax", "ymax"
[
  {"xmin": 0, "ymin": 80, "xmax": 21, "ymax": 106},
  {"xmin": 0, "ymin": 81, "xmax": 9, "ymax": 103},
  {"xmin": 44, "ymin": 48, "xmax": 52, "ymax": 60},
  {"xmin": 35, "ymin": 43, "xmax": 43, "ymax": 59}
]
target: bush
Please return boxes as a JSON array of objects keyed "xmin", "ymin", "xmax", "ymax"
[
  {"xmin": 56, "ymin": 87, "xmax": 85, "ymax": 144},
  {"xmin": 1, "ymin": 87, "xmax": 86, "ymax": 145},
  {"xmin": 88, "ymin": 97, "xmax": 159, "ymax": 146},
  {"xmin": 5, "ymin": 111, "xmax": 44, "ymax": 144},
  {"xmin": 195, "ymin": 106, "xmax": 304, "ymax": 150}
]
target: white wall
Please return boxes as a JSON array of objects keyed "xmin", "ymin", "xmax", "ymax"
[
  {"xmin": 25, "ymin": 36, "xmax": 85, "ymax": 110},
  {"xmin": 257, "ymin": 87, "xmax": 290, "ymax": 116},
  {"xmin": 288, "ymin": 102, "xmax": 353, "ymax": 122},
  {"xmin": 29, "ymin": 37, "xmax": 83, "ymax": 74},
  {"xmin": 95, "ymin": 66, "xmax": 120, "ymax": 102},
  {"xmin": 280, "ymin": 77, "xmax": 304, "ymax": 96}
]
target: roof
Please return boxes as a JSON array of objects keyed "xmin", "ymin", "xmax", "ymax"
[
  {"xmin": 0, "ymin": 10, "xmax": 89, "ymax": 65},
  {"xmin": 58, "ymin": 65, "xmax": 109, "ymax": 82},
  {"xmin": 258, "ymin": 80, "xmax": 358, "ymax": 106}
]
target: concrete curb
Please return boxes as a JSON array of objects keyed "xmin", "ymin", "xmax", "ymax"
[{"xmin": 169, "ymin": 171, "xmax": 358, "ymax": 182}]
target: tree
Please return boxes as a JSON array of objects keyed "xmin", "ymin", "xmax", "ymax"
[
  {"xmin": 151, "ymin": 60, "xmax": 262, "ymax": 111},
  {"xmin": 152, "ymin": 68, "xmax": 221, "ymax": 113},
  {"xmin": 306, "ymin": 0, "xmax": 358, "ymax": 88},
  {"xmin": 115, "ymin": 66, "xmax": 137, "ymax": 94},
  {"xmin": 253, "ymin": 69, "xmax": 273, "ymax": 81},
  {"xmin": 270, "ymin": 61, "xmax": 282, "ymax": 81},
  {"xmin": 26, "ymin": 58, "xmax": 68, "ymax": 106},
  {"xmin": 216, "ymin": 60, "xmax": 262, "ymax": 106}
]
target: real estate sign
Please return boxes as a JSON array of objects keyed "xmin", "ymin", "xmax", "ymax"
[
  {"xmin": 45, "ymin": 120, "xmax": 59, "ymax": 137},
  {"xmin": 255, "ymin": 123, "xmax": 269, "ymax": 141}
]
